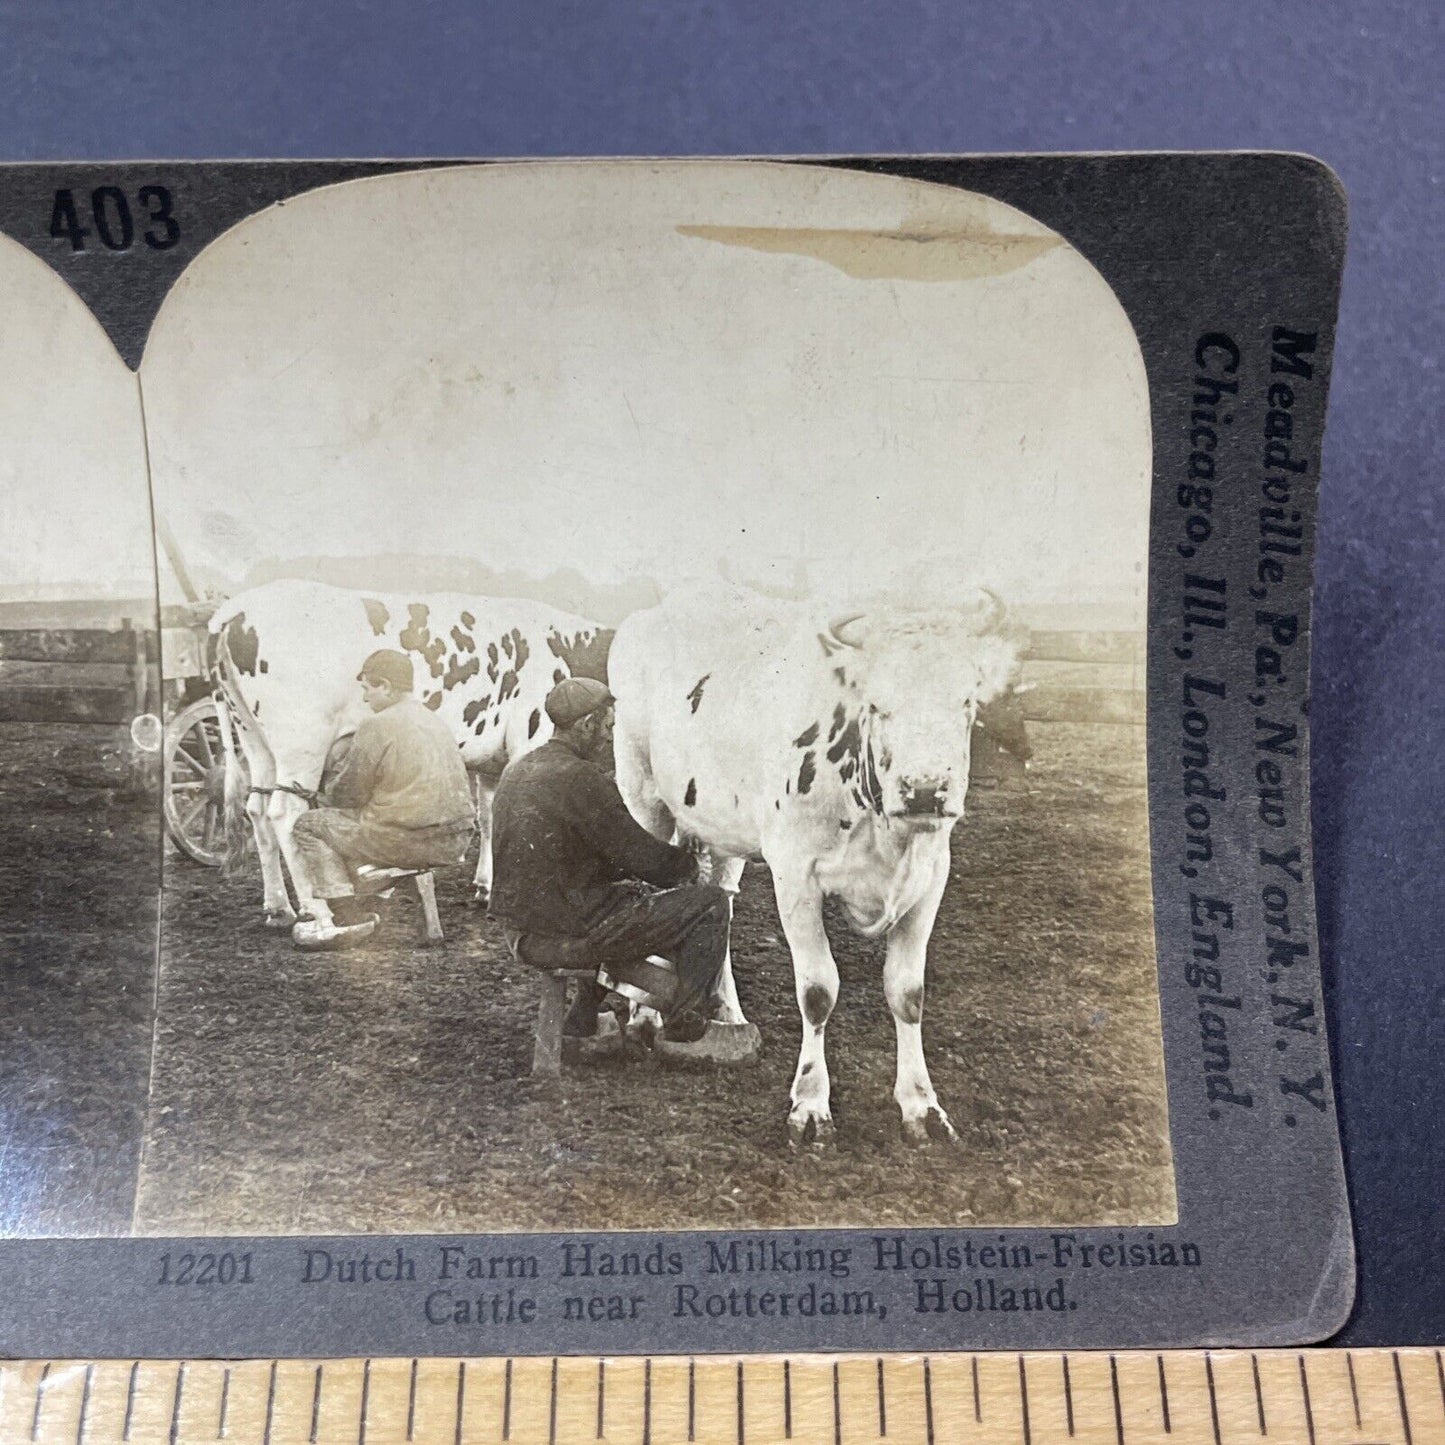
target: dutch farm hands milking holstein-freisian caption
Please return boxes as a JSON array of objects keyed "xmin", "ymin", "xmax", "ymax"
[{"xmin": 292, "ymin": 1234, "xmax": 1207, "ymax": 1327}]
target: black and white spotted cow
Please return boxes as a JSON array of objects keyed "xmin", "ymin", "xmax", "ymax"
[
  {"xmin": 609, "ymin": 583, "xmax": 1024, "ymax": 1146},
  {"xmin": 210, "ymin": 578, "xmax": 610, "ymax": 929}
]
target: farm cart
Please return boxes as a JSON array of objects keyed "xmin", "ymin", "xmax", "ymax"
[
  {"xmin": 148, "ymin": 517, "xmax": 238, "ymax": 868},
  {"xmin": 0, "ymin": 601, "xmax": 223, "ymax": 849},
  {"xmin": 157, "ymin": 601, "xmax": 233, "ymax": 866}
]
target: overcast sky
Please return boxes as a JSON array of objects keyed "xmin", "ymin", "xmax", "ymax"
[
  {"xmin": 141, "ymin": 161, "xmax": 1149, "ymax": 618},
  {"xmin": 0, "ymin": 163, "xmax": 1150, "ymax": 621},
  {"xmin": 0, "ymin": 236, "xmax": 154, "ymax": 599}
]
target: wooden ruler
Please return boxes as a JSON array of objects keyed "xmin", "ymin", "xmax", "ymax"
[{"xmin": 2, "ymin": 1350, "xmax": 1441, "ymax": 1445}]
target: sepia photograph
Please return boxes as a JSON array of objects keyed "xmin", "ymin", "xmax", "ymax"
[
  {"xmin": 0, "ymin": 234, "xmax": 161, "ymax": 1238},
  {"xmin": 2, "ymin": 160, "xmax": 1173, "ymax": 1240}
]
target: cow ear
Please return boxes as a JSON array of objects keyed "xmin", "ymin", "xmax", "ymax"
[{"xmin": 974, "ymin": 636, "xmax": 1022, "ymax": 702}]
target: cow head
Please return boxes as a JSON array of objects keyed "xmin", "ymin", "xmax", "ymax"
[{"xmin": 819, "ymin": 589, "xmax": 1022, "ymax": 825}]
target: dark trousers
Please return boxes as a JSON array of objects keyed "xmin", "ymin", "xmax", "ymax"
[{"xmin": 513, "ymin": 883, "xmax": 729, "ymax": 1034}]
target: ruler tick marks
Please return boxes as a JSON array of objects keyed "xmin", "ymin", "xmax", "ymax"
[
  {"xmin": 407, "ymin": 1360, "xmax": 418, "ymax": 1442},
  {"xmin": 1062, "ymin": 1356, "xmax": 1075, "ymax": 1437},
  {"xmin": 455, "ymin": 1363, "xmax": 467, "ymax": 1445},
  {"xmin": 1019, "ymin": 1356, "xmax": 1033, "ymax": 1445},
  {"xmin": 642, "ymin": 1359, "xmax": 651, "ymax": 1445},
  {"xmin": 688, "ymin": 1359, "xmax": 696, "ymax": 1442},
  {"xmin": 310, "ymin": 1365, "xmax": 323, "ymax": 1444},
  {"xmin": 548, "ymin": 1358, "xmax": 558, "ymax": 1445},
  {"xmin": 1394, "ymin": 1352, "xmax": 1414, "ymax": 1445},
  {"xmin": 31, "ymin": 1361, "xmax": 49, "ymax": 1442},
  {"xmin": 169, "ymin": 1363, "xmax": 186, "ymax": 1445},
  {"xmin": 359, "ymin": 1359, "xmax": 372, "ymax": 1445},
  {"xmin": 972, "ymin": 1356, "xmax": 982, "ymax": 1423},
  {"xmin": 1297, "ymin": 1356, "xmax": 1316, "ymax": 1445},
  {"xmin": 1156, "ymin": 1356, "xmax": 1170, "ymax": 1434},
  {"xmin": 262, "ymin": 1362, "xmax": 277, "ymax": 1445},
  {"xmin": 1251, "ymin": 1355, "xmax": 1267, "ymax": 1434},
  {"xmin": 597, "ymin": 1360, "xmax": 605, "ymax": 1440},
  {"xmin": 1205, "ymin": 1355, "xmax": 1222, "ymax": 1445},
  {"xmin": 1110, "ymin": 1355, "xmax": 1126, "ymax": 1445},
  {"xmin": 876, "ymin": 1358, "xmax": 886, "ymax": 1439},
  {"xmin": 219, "ymin": 1367, "xmax": 232, "ymax": 1438},
  {"xmin": 501, "ymin": 1359, "xmax": 511, "ymax": 1442},
  {"xmin": 75, "ymin": 1364, "xmax": 93, "ymax": 1445},
  {"xmin": 833, "ymin": 1362, "xmax": 842, "ymax": 1445},
  {"xmin": 784, "ymin": 1360, "xmax": 793, "ymax": 1439},
  {"xmin": 124, "ymin": 1362, "xmax": 140, "ymax": 1443},
  {"xmin": 923, "ymin": 1359, "xmax": 935, "ymax": 1445},
  {"xmin": 736, "ymin": 1360, "xmax": 745, "ymax": 1445},
  {"xmin": 1347, "ymin": 1352, "xmax": 1362, "ymax": 1428}
]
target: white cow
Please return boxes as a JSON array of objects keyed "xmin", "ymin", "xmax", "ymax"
[
  {"xmin": 210, "ymin": 579, "xmax": 610, "ymax": 929},
  {"xmin": 609, "ymin": 583, "xmax": 1023, "ymax": 1146}
]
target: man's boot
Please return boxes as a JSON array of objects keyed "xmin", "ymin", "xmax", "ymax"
[
  {"xmin": 563, "ymin": 978, "xmax": 607, "ymax": 1037},
  {"xmin": 562, "ymin": 980, "xmax": 621, "ymax": 1060},
  {"xmin": 654, "ymin": 1010, "xmax": 762, "ymax": 1066},
  {"xmin": 292, "ymin": 895, "xmax": 379, "ymax": 951}
]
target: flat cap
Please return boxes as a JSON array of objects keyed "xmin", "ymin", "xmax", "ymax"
[
  {"xmin": 545, "ymin": 676, "xmax": 613, "ymax": 728},
  {"xmin": 356, "ymin": 649, "xmax": 415, "ymax": 692}
]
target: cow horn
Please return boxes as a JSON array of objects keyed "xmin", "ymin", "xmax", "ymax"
[
  {"xmin": 823, "ymin": 612, "xmax": 867, "ymax": 648},
  {"xmin": 974, "ymin": 588, "xmax": 1006, "ymax": 633}
]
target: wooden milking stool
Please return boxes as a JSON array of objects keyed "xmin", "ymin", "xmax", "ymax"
[
  {"xmin": 354, "ymin": 865, "xmax": 444, "ymax": 945},
  {"xmin": 530, "ymin": 969, "xmax": 601, "ymax": 1077},
  {"xmin": 518, "ymin": 944, "xmax": 677, "ymax": 1077}
]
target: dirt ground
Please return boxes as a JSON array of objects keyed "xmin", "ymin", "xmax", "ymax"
[
  {"xmin": 0, "ymin": 724, "xmax": 159, "ymax": 1237},
  {"xmin": 136, "ymin": 721, "xmax": 1174, "ymax": 1236}
]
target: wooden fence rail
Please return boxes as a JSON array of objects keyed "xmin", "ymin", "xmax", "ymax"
[
  {"xmin": 1022, "ymin": 630, "xmax": 1144, "ymax": 725},
  {"xmin": 0, "ymin": 628, "xmax": 152, "ymax": 664},
  {"xmin": 1026, "ymin": 629, "xmax": 1144, "ymax": 665},
  {"xmin": 0, "ymin": 623, "xmax": 153, "ymax": 726}
]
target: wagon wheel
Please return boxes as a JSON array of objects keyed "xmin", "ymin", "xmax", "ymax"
[{"xmin": 163, "ymin": 697, "xmax": 236, "ymax": 866}]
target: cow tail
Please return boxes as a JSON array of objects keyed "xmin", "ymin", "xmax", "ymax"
[{"xmin": 211, "ymin": 624, "xmax": 253, "ymax": 876}]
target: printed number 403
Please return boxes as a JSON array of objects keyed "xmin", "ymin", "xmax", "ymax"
[
  {"xmin": 157, "ymin": 1252, "xmax": 254, "ymax": 1286},
  {"xmin": 49, "ymin": 185, "xmax": 180, "ymax": 252}
]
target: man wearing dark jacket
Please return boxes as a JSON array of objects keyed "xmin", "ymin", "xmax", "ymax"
[{"xmin": 489, "ymin": 676, "xmax": 732, "ymax": 1058}]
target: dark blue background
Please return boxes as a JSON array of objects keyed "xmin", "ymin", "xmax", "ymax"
[{"xmin": 1, "ymin": 0, "xmax": 1439, "ymax": 1345}]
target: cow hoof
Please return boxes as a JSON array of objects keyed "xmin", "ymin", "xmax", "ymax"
[
  {"xmin": 901, "ymin": 1108, "xmax": 961, "ymax": 1148},
  {"xmin": 470, "ymin": 888, "xmax": 490, "ymax": 909},
  {"xmin": 264, "ymin": 908, "xmax": 298, "ymax": 931},
  {"xmin": 787, "ymin": 1113, "xmax": 836, "ymax": 1149}
]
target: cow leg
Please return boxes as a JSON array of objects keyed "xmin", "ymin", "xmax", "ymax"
[
  {"xmin": 268, "ymin": 792, "xmax": 331, "ymax": 926},
  {"xmin": 884, "ymin": 855, "xmax": 957, "ymax": 1147},
  {"xmin": 708, "ymin": 854, "xmax": 749, "ymax": 1026},
  {"xmin": 772, "ymin": 870, "xmax": 838, "ymax": 1147},
  {"xmin": 469, "ymin": 772, "xmax": 498, "ymax": 906},
  {"xmin": 245, "ymin": 791, "xmax": 295, "ymax": 929}
]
